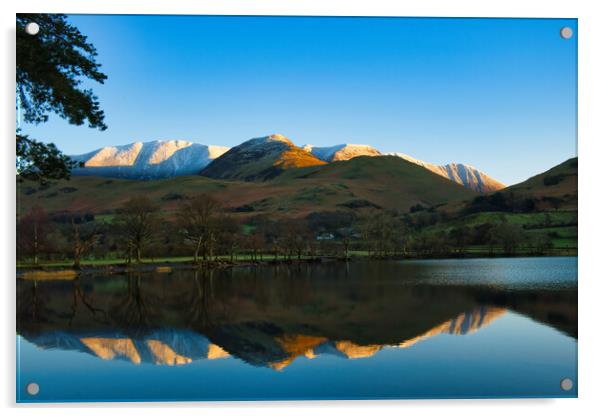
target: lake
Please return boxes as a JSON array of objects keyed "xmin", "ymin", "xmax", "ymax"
[{"xmin": 16, "ymin": 256, "xmax": 577, "ymax": 402}]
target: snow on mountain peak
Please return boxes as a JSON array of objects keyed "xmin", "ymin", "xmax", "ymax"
[
  {"xmin": 267, "ymin": 133, "xmax": 290, "ymax": 142},
  {"xmin": 244, "ymin": 134, "xmax": 294, "ymax": 148},
  {"xmin": 388, "ymin": 152, "xmax": 505, "ymax": 193},
  {"xmin": 80, "ymin": 141, "xmax": 144, "ymax": 167},
  {"xmin": 304, "ymin": 144, "xmax": 381, "ymax": 162},
  {"xmin": 71, "ymin": 140, "xmax": 229, "ymax": 179},
  {"xmin": 145, "ymin": 140, "xmax": 196, "ymax": 164},
  {"xmin": 70, "ymin": 136, "xmax": 505, "ymax": 192},
  {"xmin": 207, "ymin": 145, "xmax": 230, "ymax": 159}
]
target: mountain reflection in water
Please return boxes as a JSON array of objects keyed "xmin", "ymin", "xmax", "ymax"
[
  {"xmin": 19, "ymin": 306, "xmax": 506, "ymax": 369},
  {"xmin": 17, "ymin": 259, "xmax": 577, "ymax": 372}
]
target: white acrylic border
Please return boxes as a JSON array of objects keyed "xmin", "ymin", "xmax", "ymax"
[{"xmin": 2, "ymin": 1, "xmax": 600, "ymax": 415}]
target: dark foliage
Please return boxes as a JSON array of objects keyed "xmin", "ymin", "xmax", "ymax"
[
  {"xmin": 466, "ymin": 192, "xmax": 511, "ymax": 212},
  {"xmin": 234, "ymin": 204, "xmax": 255, "ymax": 212},
  {"xmin": 541, "ymin": 196, "xmax": 564, "ymax": 210},
  {"xmin": 59, "ymin": 186, "xmax": 78, "ymax": 193},
  {"xmin": 16, "ymin": 14, "xmax": 107, "ymax": 183},
  {"xmin": 306, "ymin": 211, "xmax": 356, "ymax": 234},
  {"xmin": 543, "ymin": 174, "xmax": 567, "ymax": 186},
  {"xmin": 409, "ymin": 203, "xmax": 426, "ymax": 213},
  {"xmin": 16, "ymin": 134, "xmax": 77, "ymax": 184},
  {"xmin": 161, "ymin": 192, "xmax": 187, "ymax": 201},
  {"xmin": 337, "ymin": 199, "xmax": 382, "ymax": 209},
  {"xmin": 16, "ymin": 14, "xmax": 107, "ymax": 128},
  {"xmin": 403, "ymin": 211, "xmax": 442, "ymax": 230},
  {"xmin": 472, "ymin": 223, "xmax": 495, "ymax": 245},
  {"xmin": 465, "ymin": 191, "xmax": 538, "ymax": 214},
  {"xmin": 51, "ymin": 211, "xmax": 95, "ymax": 224}
]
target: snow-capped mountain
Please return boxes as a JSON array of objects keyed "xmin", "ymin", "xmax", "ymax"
[
  {"xmin": 20, "ymin": 328, "xmax": 229, "ymax": 366},
  {"xmin": 19, "ymin": 307, "xmax": 505, "ymax": 368},
  {"xmin": 302, "ymin": 144, "xmax": 381, "ymax": 162},
  {"xmin": 388, "ymin": 152, "xmax": 505, "ymax": 193},
  {"xmin": 71, "ymin": 140, "xmax": 229, "ymax": 179},
  {"xmin": 69, "ymin": 135, "xmax": 505, "ymax": 192}
]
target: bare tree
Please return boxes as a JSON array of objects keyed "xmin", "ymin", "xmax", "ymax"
[
  {"xmin": 71, "ymin": 217, "xmax": 101, "ymax": 269},
  {"xmin": 449, "ymin": 226, "xmax": 470, "ymax": 255},
  {"xmin": 177, "ymin": 194, "xmax": 220, "ymax": 263},
  {"xmin": 281, "ymin": 220, "xmax": 310, "ymax": 260},
  {"xmin": 246, "ymin": 233, "xmax": 265, "ymax": 261},
  {"xmin": 486, "ymin": 220, "xmax": 527, "ymax": 256},
  {"xmin": 115, "ymin": 196, "xmax": 158, "ymax": 263},
  {"xmin": 217, "ymin": 215, "xmax": 241, "ymax": 262},
  {"xmin": 493, "ymin": 223, "xmax": 526, "ymax": 255},
  {"xmin": 17, "ymin": 206, "xmax": 50, "ymax": 265},
  {"xmin": 359, "ymin": 211, "xmax": 399, "ymax": 258}
]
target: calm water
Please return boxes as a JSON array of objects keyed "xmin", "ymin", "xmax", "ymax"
[{"xmin": 16, "ymin": 257, "xmax": 577, "ymax": 402}]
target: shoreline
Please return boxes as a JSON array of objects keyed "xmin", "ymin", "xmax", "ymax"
[{"xmin": 16, "ymin": 251, "xmax": 577, "ymax": 278}]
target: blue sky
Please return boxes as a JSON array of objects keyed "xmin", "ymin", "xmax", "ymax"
[{"xmin": 20, "ymin": 15, "xmax": 577, "ymax": 185}]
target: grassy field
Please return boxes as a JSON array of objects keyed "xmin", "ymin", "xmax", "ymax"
[
  {"xmin": 18, "ymin": 246, "xmax": 577, "ymax": 270},
  {"xmin": 17, "ymin": 254, "xmax": 328, "ymax": 268},
  {"xmin": 427, "ymin": 211, "xmax": 575, "ymax": 231},
  {"xmin": 18, "ymin": 256, "xmax": 190, "ymax": 268},
  {"xmin": 421, "ymin": 210, "xmax": 577, "ymax": 249}
]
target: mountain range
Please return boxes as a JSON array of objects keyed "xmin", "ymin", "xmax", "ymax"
[
  {"xmin": 20, "ymin": 307, "xmax": 506, "ymax": 368},
  {"xmin": 71, "ymin": 134, "xmax": 505, "ymax": 193}
]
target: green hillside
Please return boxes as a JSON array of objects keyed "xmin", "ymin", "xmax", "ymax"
[
  {"xmin": 17, "ymin": 155, "xmax": 475, "ymax": 219},
  {"xmin": 502, "ymin": 157, "xmax": 577, "ymax": 210},
  {"xmin": 17, "ymin": 156, "xmax": 577, "ymax": 263},
  {"xmin": 277, "ymin": 155, "xmax": 476, "ymax": 207},
  {"xmin": 419, "ymin": 157, "xmax": 578, "ymax": 253}
]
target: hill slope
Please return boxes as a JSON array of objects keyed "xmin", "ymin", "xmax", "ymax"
[
  {"xmin": 451, "ymin": 157, "xmax": 577, "ymax": 215},
  {"xmin": 18, "ymin": 156, "xmax": 476, "ymax": 218},
  {"xmin": 274, "ymin": 155, "xmax": 476, "ymax": 210},
  {"xmin": 66, "ymin": 136, "xmax": 505, "ymax": 193},
  {"xmin": 501, "ymin": 157, "xmax": 577, "ymax": 210},
  {"xmin": 200, "ymin": 134, "xmax": 326, "ymax": 181}
]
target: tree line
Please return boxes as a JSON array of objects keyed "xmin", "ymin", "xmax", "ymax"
[{"xmin": 17, "ymin": 194, "xmax": 557, "ymax": 268}]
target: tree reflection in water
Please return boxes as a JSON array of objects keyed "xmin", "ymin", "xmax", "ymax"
[{"xmin": 16, "ymin": 259, "xmax": 577, "ymax": 368}]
